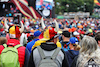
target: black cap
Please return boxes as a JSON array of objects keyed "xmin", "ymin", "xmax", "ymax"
[{"xmin": 62, "ymin": 31, "xmax": 70, "ymax": 37}]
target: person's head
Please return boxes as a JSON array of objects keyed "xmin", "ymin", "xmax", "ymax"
[
  {"xmin": 34, "ymin": 30, "xmax": 41, "ymax": 38},
  {"xmin": 40, "ymin": 26, "xmax": 59, "ymax": 44},
  {"xmin": 62, "ymin": 31, "xmax": 70, "ymax": 38},
  {"xmin": 50, "ymin": 34, "xmax": 59, "ymax": 44},
  {"xmin": 39, "ymin": 19, "xmax": 59, "ymax": 44},
  {"xmin": 80, "ymin": 36, "xmax": 97, "ymax": 54},
  {"xmin": 85, "ymin": 29, "xmax": 93, "ymax": 37},
  {"xmin": 4, "ymin": 20, "xmax": 24, "ymax": 40},
  {"xmin": 0, "ymin": 37, "xmax": 7, "ymax": 45},
  {"xmin": 62, "ymin": 31, "xmax": 70, "ymax": 41},
  {"xmin": 73, "ymin": 31, "xmax": 79, "ymax": 37},
  {"xmin": 69, "ymin": 37, "xmax": 80, "ymax": 51},
  {"xmin": 95, "ymin": 32, "xmax": 100, "ymax": 44}
]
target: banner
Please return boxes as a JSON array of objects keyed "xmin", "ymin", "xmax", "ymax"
[{"xmin": 11, "ymin": 0, "xmax": 41, "ymax": 19}]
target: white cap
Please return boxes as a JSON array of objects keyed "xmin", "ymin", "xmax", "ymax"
[{"xmin": 73, "ymin": 31, "xmax": 79, "ymax": 36}]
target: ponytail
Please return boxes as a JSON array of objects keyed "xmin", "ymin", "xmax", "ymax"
[{"xmin": 74, "ymin": 44, "xmax": 81, "ymax": 51}]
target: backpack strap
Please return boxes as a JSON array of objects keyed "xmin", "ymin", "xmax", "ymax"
[
  {"xmin": 37, "ymin": 46, "xmax": 45, "ymax": 59},
  {"xmin": 3, "ymin": 44, "xmax": 7, "ymax": 48},
  {"xmin": 52, "ymin": 47, "xmax": 61, "ymax": 60},
  {"xmin": 14, "ymin": 44, "xmax": 22, "ymax": 49}
]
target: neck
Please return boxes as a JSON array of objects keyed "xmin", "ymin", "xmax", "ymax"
[
  {"xmin": 63, "ymin": 37, "xmax": 69, "ymax": 42},
  {"xmin": 69, "ymin": 44, "xmax": 74, "ymax": 50}
]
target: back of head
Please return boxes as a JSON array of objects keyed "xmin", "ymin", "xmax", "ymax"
[
  {"xmin": 62, "ymin": 31, "xmax": 70, "ymax": 38},
  {"xmin": 77, "ymin": 36, "xmax": 100, "ymax": 67},
  {"xmin": 0, "ymin": 37, "xmax": 7, "ymax": 45},
  {"xmin": 95, "ymin": 32, "xmax": 100, "ymax": 44},
  {"xmin": 40, "ymin": 26, "xmax": 58, "ymax": 41},
  {"xmin": 40, "ymin": 19, "xmax": 59, "ymax": 42},
  {"xmin": 34, "ymin": 30, "xmax": 41, "ymax": 37},
  {"xmin": 80, "ymin": 36, "xmax": 97, "ymax": 55},
  {"xmin": 69, "ymin": 37, "xmax": 80, "ymax": 51},
  {"xmin": 73, "ymin": 31, "xmax": 79, "ymax": 36},
  {"xmin": 5, "ymin": 21, "xmax": 24, "ymax": 39}
]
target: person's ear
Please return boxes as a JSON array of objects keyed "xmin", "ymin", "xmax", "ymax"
[{"xmin": 98, "ymin": 40, "xmax": 100, "ymax": 44}]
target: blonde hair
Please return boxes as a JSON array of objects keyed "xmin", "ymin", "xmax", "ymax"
[
  {"xmin": 80, "ymin": 36, "xmax": 97, "ymax": 55},
  {"xmin": 0, "ymin": 37, "xmax": 7, "ymax": 45},
  {"xmin": 76, "ymin": 36, "xmax": 100, "ymax": 67},
  {"xmin": 74, "ymin": 44, "xmax": 81, "ymax": 51}
]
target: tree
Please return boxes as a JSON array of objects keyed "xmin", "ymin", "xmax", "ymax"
[
  {"xmin": 55, "ymin": 0, "xmax": 94, "ymax": 15},
  {"xmin": 55, "ymin": 0, "xmax": 84, "ymax": 14},
  {"xmin": 67, "ymin": 0, "xmax": 84, "ymax": 12},
  {"xmin": 83, "ymin": 0, "xmax": 94, "ymax": 15}
]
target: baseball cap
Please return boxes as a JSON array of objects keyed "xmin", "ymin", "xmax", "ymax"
[
  {"xmin": 73, "ymin": 31, "xmax": 79, "ymax": 36},
  {"xmin": 62, "ymin": 31, "xmax": 70, "ymax": 37},
  {"xmin": 34, "ymin": 31, "xmax": 41, "ymax": 37},
  {"xmin": 70, "ymin": 37, "xmax": 79, "ymax": 44}
]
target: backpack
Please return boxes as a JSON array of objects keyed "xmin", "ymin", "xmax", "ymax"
[
  {"xmin": 84, "ymin": 58, "xmax": 99, "ymax": 67},
  {"xmin": 77, "ymin": 54, "xmax": 100, "ymax": 67},
  {"xmin": 37, "ymin": 46, "xmax": 61, "ymax": 67},
  {"xmin": 0, "ymin": 44, "xmax": 21, "ymax": 67},
  {"xmin": 60, "ymin": 41, "xmax": 70, "ymax": 51}
]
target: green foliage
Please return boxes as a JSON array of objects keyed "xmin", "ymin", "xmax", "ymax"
[
  {"xmin": 83, "ymin": 0, "xmax": 94, "ymax": 15},
  {"xmin": 55, "ymin": 0, "xmax": 94, "ymax": 15}
]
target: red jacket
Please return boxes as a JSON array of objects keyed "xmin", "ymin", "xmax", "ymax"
[{"xmin": 0, "ymin": 39, "xmax": 25, "ymax": 67}]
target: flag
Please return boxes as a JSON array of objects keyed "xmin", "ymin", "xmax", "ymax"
[
  {"xmin": 11, "ymin": 0, "xmax": 41, "ymax": 19},
  {"xmin": 94, "ymin": 0, "xmax": 100, "ymax": 6}
]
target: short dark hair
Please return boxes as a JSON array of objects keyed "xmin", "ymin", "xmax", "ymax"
[
  {"xmin": 0, "ymin": 37, "xmax": 7, "ymax": 45},
  {"xmin": 62, "ymin": 31, "xmax": 70, "ymax": 38},
  {"xmin": 95, "ymin": 32, "xmax": 100, "ymax": 44}
]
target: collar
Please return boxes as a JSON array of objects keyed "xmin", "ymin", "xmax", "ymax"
[{"xmin": 40, "ymin": 42, "xmax": 57, "ymax": 51}]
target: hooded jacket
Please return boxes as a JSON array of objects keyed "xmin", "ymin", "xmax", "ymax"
[
  {"xmin": 28, "ymin": 42, "xmax": 69, "ymax": 67},
  {"xmin": 32, "ymin": 40, "xmax": 61, "ymax": 49},
  {"xmin": 66, "ymin": 50, "xmax": 79, "ymax": 67}
]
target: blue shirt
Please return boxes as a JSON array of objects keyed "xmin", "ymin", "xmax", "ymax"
[
  {"xmin": 26, "ymin": 39, "xmax": 39, "ymax": 53},
  {"xmin": 60, "ymin": 41, "xmax": 70, "ymax": 51}
]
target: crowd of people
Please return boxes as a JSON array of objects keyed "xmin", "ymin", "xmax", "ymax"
[{"xmin": 0, "ymin": 16, "xmax": 100, "ymax": 67}]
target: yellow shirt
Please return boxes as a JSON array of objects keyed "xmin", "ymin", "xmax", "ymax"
[{"xmin": 32, "ymin": 40, "xmax": 61, "ymax": 50}]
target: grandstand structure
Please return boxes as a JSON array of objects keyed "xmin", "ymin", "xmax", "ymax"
[{"xmin": 0, "ymin": 0, "xmax": 41, "ymax": 19}]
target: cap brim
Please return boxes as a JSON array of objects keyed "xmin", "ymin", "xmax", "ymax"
[{"xmin": 71, "ymin": 42, "xmax": 79, "ymax": 45}]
